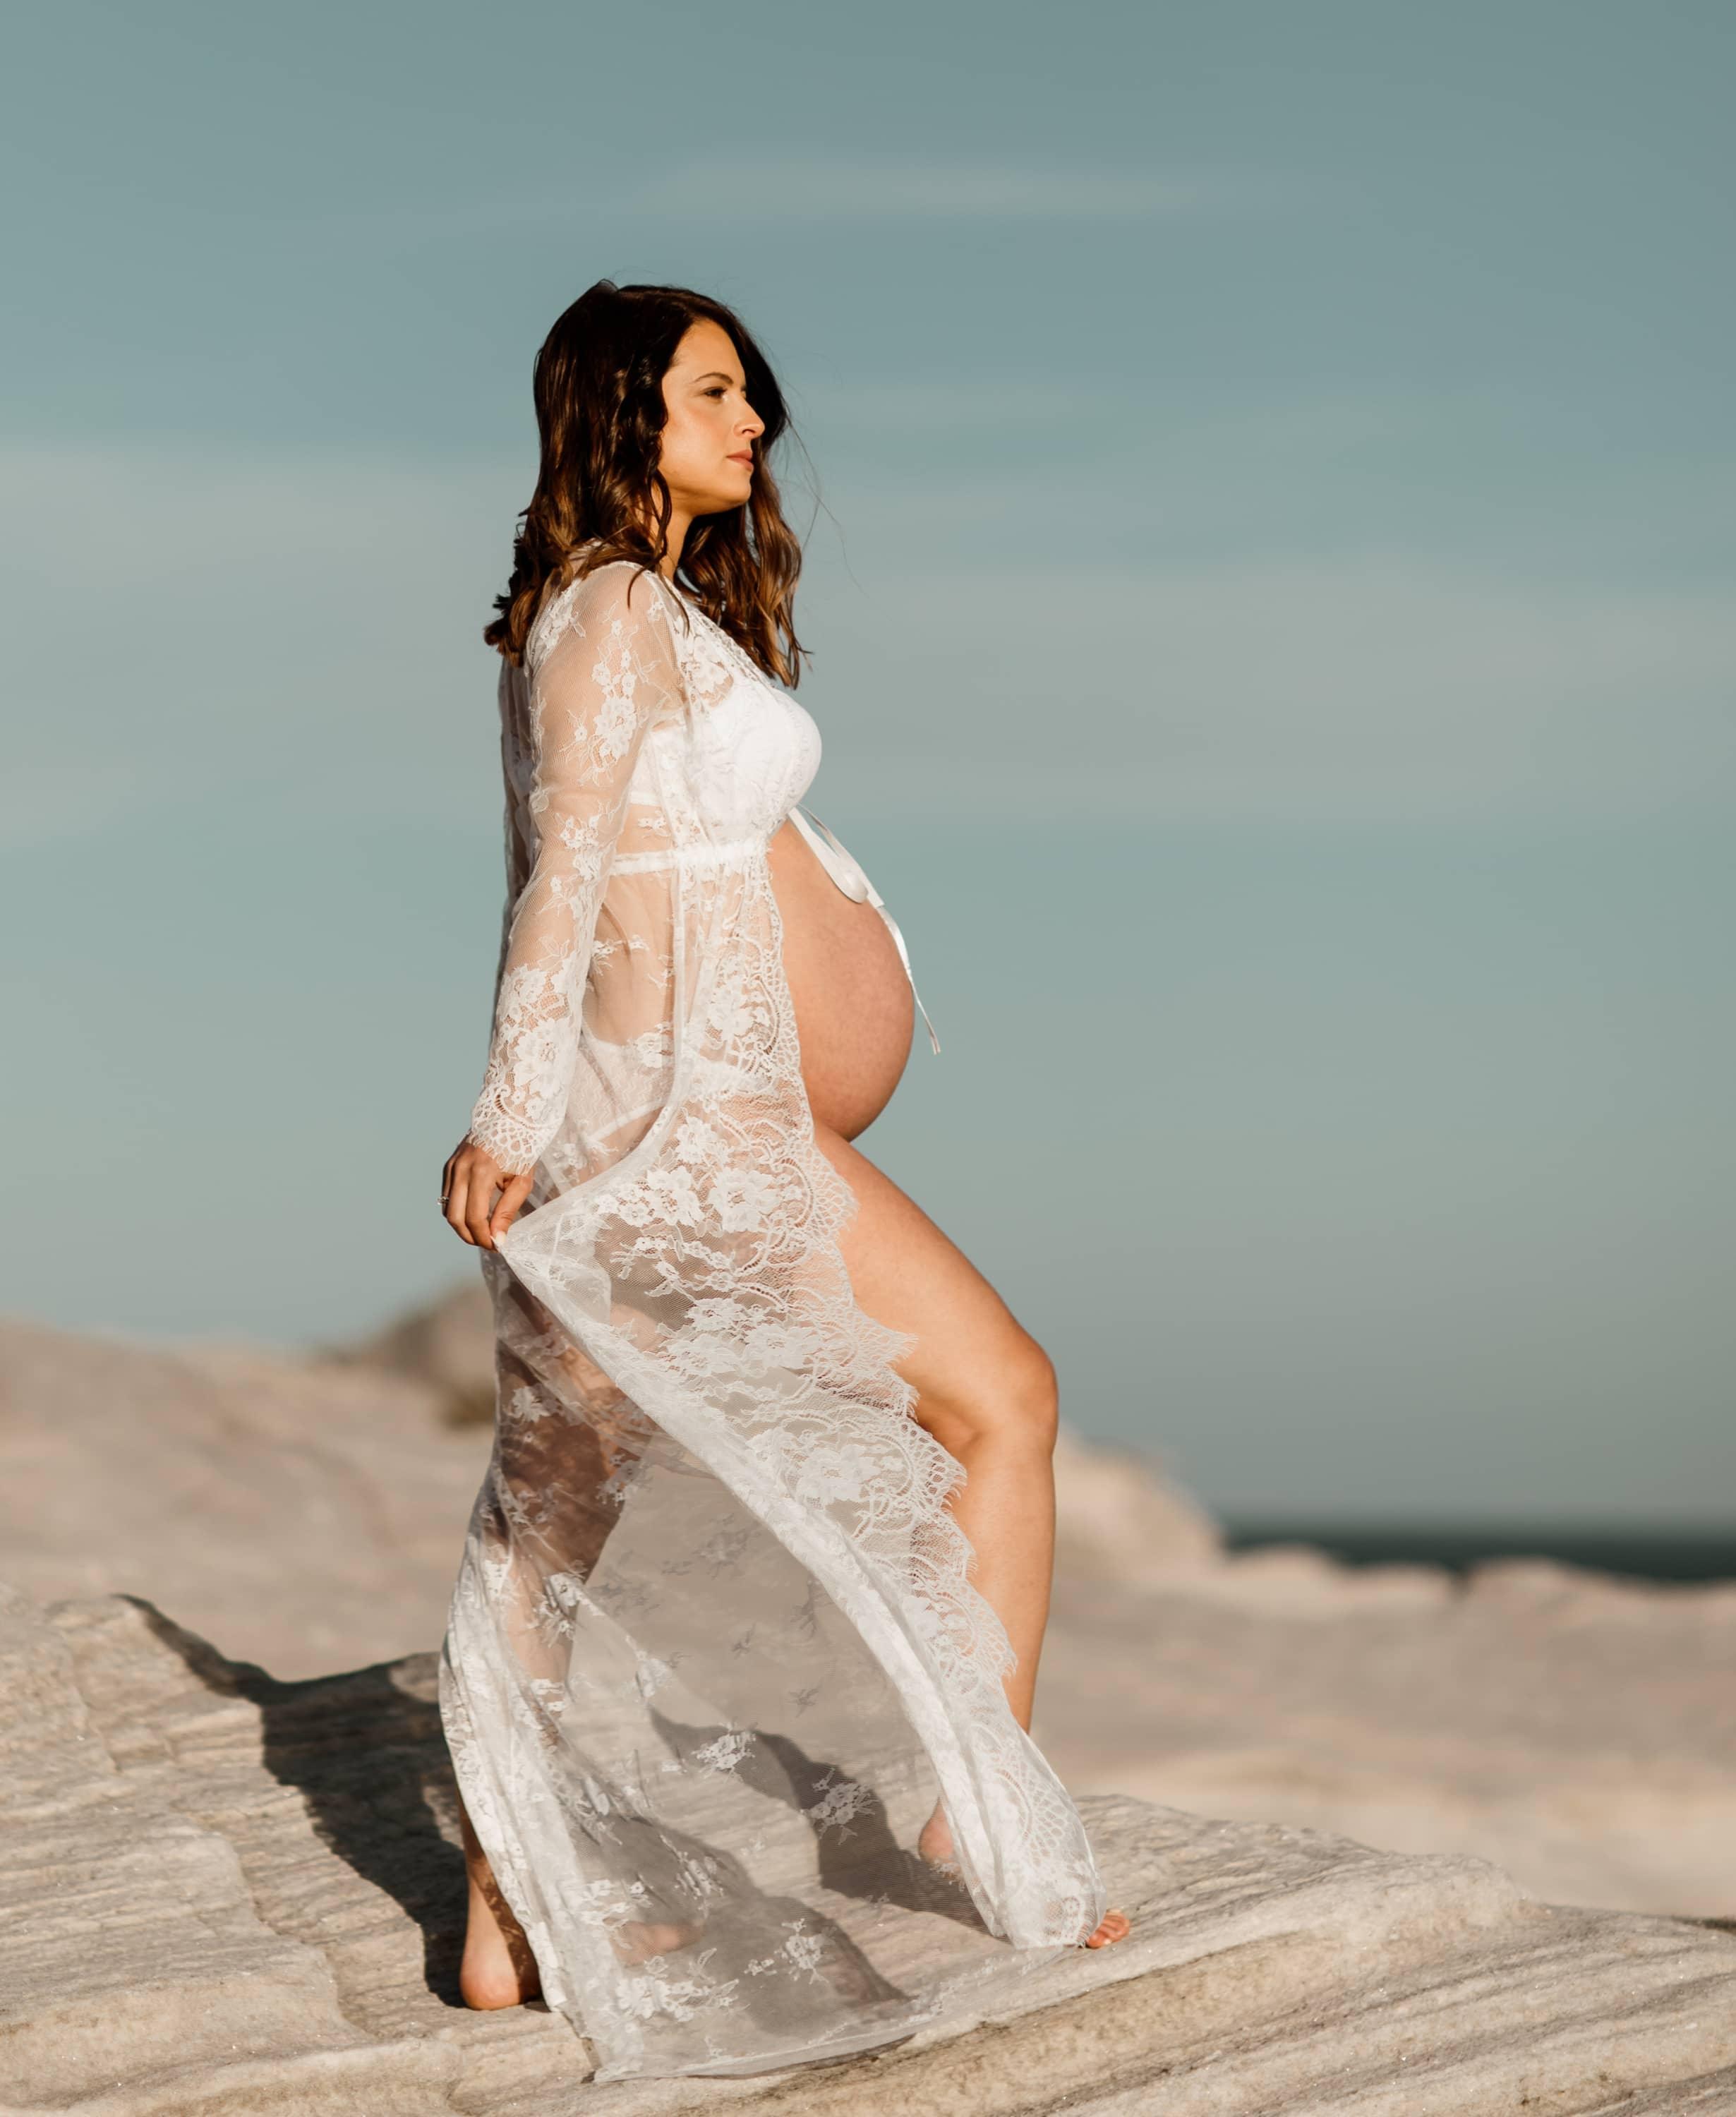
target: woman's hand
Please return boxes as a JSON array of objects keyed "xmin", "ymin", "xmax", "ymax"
[{"xmin": 442, "ymin": 1138, "xmax": 536, "ymax": 1250}]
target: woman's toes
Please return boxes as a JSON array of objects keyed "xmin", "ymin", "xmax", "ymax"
[{"xmin": 1083, "ymin": 1908, "xmax": 1131, "ymax": 1948}]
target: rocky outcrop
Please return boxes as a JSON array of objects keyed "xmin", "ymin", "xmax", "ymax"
[
  {"xmin": 0, "ymin": 1316, "xmax": 488, "ymax": 1677},
  {"xmin": 3, "ymin": 1581, "xmax": 1733, "ymax": 2117},
  {"xmin": 1036, "ymin": 1554, "xmax": 1736, "ymax": 1922},
  {"xmin": 322, "ymin": 1276, "xmax": 500, "ymax": 1430},
  {"xmin": 4, "ymin": 1306, "xmax": 1735, "ymax": 1919},
  {"xmin": 0, "ymin": 1313, "xmax": 1226, "ymax": 1680}
]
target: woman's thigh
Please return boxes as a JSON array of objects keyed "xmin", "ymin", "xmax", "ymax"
[{"xmin": 811, "ymin": 1119, "xmax": 1051, "ymax": 1444}]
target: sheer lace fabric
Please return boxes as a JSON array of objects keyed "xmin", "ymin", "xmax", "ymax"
[{"xmin": 440, "ymin": 559, "xmax": 1107, "ymax": 2082}]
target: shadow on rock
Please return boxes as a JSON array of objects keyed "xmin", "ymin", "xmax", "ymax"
[
  {"xmin": 647, "ymin": 1706, "xmax": 985, "ymax": 1933},
  {"xmin": 130, "ymin": 1599, "xmax": 468, "ymax": 2004}
]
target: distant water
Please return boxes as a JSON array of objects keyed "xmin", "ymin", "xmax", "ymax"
[{"xmin": 1223, "ymin": 1524, "xmax": 1736, "ymax": 1586}]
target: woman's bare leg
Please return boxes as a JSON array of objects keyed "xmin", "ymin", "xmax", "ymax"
[
  {"xmin": 812, "ymin": 1118, "xmax": 1131, "ymax": 1950},
  {"xmin": 458, "ymin": 1790, "xmax": 705, "ymax": 2004},
  {"xmin": 457, "ymin": 1791, "xmax": 543, "ymax": 2008}
]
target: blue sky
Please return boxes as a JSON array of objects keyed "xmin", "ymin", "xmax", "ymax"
[{"xmin": 4, "ymin": 1, "xmax": 1732, "ymax": 1522}]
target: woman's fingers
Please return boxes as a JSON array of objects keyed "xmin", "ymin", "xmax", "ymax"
[
  {"xmin": 442, "ymin": 1152, "xmax": 474, "ymax": 1245},
  {"xmin": 465, "ymin": 1155, "xmax": 502, "ymax": 1250},
  {"xmin": 443, "ymin": 1140, "xmax": 511, "ymax": 1248},
  {"xmin": 441, "ymin": 1140, "xmax": 529, "ymax": 1252},
  {"xmin": 491, "ymin": 1171, "xmax": 536, "ymax": 1246}
]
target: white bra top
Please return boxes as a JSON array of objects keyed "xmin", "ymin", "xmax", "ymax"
[{"xmin": 642, "ymin": 584, "xmax": 940, "ymax": 1054}]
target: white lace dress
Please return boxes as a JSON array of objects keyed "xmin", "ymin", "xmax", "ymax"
[{"xmin": 439, "ymin": 557, "xmax": 1107, "ymax": 2082}]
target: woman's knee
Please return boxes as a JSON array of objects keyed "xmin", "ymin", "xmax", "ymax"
[{"xmin": 917, "ymin": 1331, "xmax": 1059, "ymax": 1456}]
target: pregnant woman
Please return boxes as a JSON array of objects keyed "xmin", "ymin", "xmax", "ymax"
[{"xmin": 438, "ymin": 279, "xmax": 1128, "ymax": 2084}]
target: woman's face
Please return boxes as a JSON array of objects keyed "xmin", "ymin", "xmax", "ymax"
[{"xmin": 656, "ymin": 318, "xmax": 765, "ymax": 521}]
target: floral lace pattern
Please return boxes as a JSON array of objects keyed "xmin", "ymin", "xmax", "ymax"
[{"xmin": 440, "ymin": 559, "xmax": 1107, "ymax": 2083}]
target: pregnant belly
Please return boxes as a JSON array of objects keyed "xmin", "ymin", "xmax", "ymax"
[{"xmin": 767, "ymin": 817, "xmax": 914, "ymax": 1140}]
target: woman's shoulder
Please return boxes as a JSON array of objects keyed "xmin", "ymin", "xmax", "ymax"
[{"xmin": 526, "ymin": 552, "xmax": 681, "ymax": 670}]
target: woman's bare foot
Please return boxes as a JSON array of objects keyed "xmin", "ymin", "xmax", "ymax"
[
  {"xmin": 457, "ymin": 1800, "xmax": 542, "ymax": 2010},
  {"xmin": 917, "ymin": 1799, "xmax": 961, "ymax": 1872},
  {"xmin": 1084, "ymin": 1909, "xmax": 1132, "ymax": 1948},
  {"xmin": 460, "ymin": 1860, "xmax": 543, "ymax": 2009},
  {"xmin": 919, "ymin": 1799, "xmax": 1131, "ymax": 1948},
  {"xmin": 610, "ymin": 1917, "xmax": 706, "ymax": 1967}
]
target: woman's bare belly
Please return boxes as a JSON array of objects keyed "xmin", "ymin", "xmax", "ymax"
[{"xmin": 766, "ymin": 817, "xmax": 914, "ymax": 1141}]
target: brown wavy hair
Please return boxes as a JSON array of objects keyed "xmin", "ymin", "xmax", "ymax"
[{"xmin": 485, "ymin": 280, "xmax": 807, "ymax": 684}]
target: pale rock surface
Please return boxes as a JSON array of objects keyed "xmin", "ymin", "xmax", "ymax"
[
  {"xmin": 0, "ymin": 1310, "xmax": 1224, "ymax": 1677},
  {"xmin": 4, "ymin": 1301, "xmax": 1735, "ymax": 1919},
  {"xmin": 325, "ymin": 1276, "xmax": 499, "ymax": 1428},
  {"xmin": 3, "ymin": 1581, "xmax": 1733, "ymax": 2117},
  {"xmin": 0, "ymin": 1315, "xmax": 487, "ymax": 1676},
  {"xmin": 1037, "ymin": 1562, "xmax": 1736, "ymax": 1923}
]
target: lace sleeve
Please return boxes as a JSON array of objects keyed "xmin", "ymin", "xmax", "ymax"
[{"xmin": 467, "ymin": 563, "xmax": 684, "ymax": 1176}]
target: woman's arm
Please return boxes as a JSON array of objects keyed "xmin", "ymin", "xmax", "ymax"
[{"xmin": 444, "ymin": 563, "xmax": 682, "ymax": 1248}]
